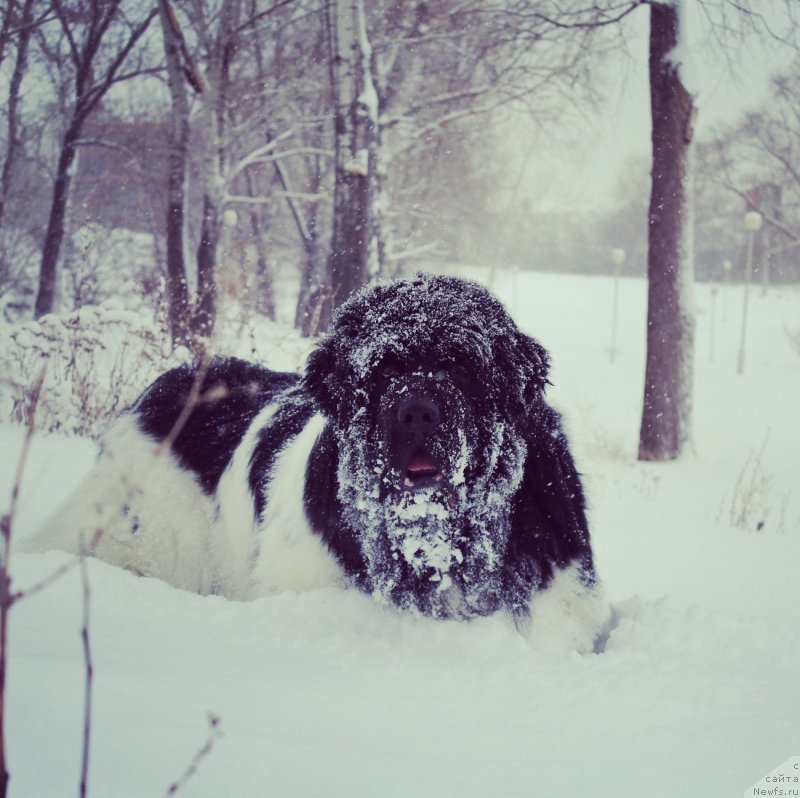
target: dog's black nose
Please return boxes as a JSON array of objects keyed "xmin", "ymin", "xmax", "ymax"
[{"xmin": 397, "ymin": 398, "xmax": 440, "ymax": 434}]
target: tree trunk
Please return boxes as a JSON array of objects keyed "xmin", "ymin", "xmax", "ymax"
[
  {"xmin": 34, "ymin": 129, "xmax": 79, "ymax": 317},
  {"xmin": 158, "ymin": 0, "xmax": 194, "ymax": 346},
  {"xmin": 322, "ymin": 0, "xmax": 382, "ymax": 330},
  {"xmin": 638, "ymin": 1, "xmax": 696, "ymax": 462},
  {"xmin": 0, "ymin": 0, "xmax": 35, "ymax": 236},
  {"xmin": 163, "ymin": 166, "xmax": 192, "ymax": 345},
  {"xmin": 248, "ymin": 208, "xmax": 275, "ymax": 320},
  {"xmin": 296, "ymin": 226, "xmax": 326, "ymax": 336},
  {"xmin": 271, "ymin": 129, "xmax": 325, "ymax": 335},
  {"xmin": 193, "ymin": 194, "xmax": 219, "ymax": 339},
  {"xmin": 243, "ymin": 170, "xmax": 274, "ymax": 320},
  {"xmin": 187, "ymin": 0, "xmax": 240, "ymax": 343},
  {"xmin": 33, "ymin": 1, "xmax": 156, "ymax": 320}
]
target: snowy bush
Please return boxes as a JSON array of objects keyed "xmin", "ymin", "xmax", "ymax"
[
  {"xmin": 724, "ymin": 438, "xmax": 790, "ymax": 534},
  {"xmin": 0, "ymin": 300, "xmax": 188, "ymax": 438}
]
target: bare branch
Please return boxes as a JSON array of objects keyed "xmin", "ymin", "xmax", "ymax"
[
  {"xmin": 161, "ymin": 0, "xmax": 205, "ymax": 93},
  {"xmin": 724, "ymin": 0, "xmax": 800, "ymax": 49},
  {"xmin": 74, "ymin": 7, "xmax": 159, "ymax": 125},
  {"xmin": 163, "ymin": 714, "xmax": 223, "ymax": 797},
  {"xmin": 232, "ymin": 0, "xmax": 297, "ymax": 35},
  {"xmin": 466, "ymin": 0, "xmax": 646, "ymax": 32},
  {"xmin": 226, "ymin": 191, "xmax": 326, "ymax": 205},
  {"xmin": 386, "ymin": 241, "xmax": 440, "ymax": 262},
  {"xmin": 9, "ymin": 533, "xmax": 100, "ymax": 603}
]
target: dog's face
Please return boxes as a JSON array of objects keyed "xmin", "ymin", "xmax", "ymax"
[{"xmin": 304, "ymin": 275, "xmax": 550, "ymax": 618}]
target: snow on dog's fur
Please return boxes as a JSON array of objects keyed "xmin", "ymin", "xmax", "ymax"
[{"xmin": 25, "ymin": 274, "xmax": 607, "ymax": 651}]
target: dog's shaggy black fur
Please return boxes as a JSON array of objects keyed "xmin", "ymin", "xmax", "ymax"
[
  {"xmin": 297, "ymin": 274, "xmax": 597, "ymax": 618},
  {"xmin": 31, "ymin": 274, "xmax": 598, "ymax": 625}
]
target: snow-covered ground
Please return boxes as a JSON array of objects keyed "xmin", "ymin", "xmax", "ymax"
[{"xmin": 2, "ymin": 269, "xmax": 798, "ymax": 797}]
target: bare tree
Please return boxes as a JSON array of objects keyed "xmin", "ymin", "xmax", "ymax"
[
  {"xmin": 158, "ymin": 0, "xmax": 243, "ymax": 348},
  {"xmin": 511, "ymin": 0, "xmax": 795, "ymax": 461},
  {"xmin": 158, "ymin": 0, "xmax": 197, "ymax": 346},
  {"xmin": 33, "ymin": 0, "xmax": 158, "ymax": 318},
  {"xmin": 638, "ymin": 1, "xmax": 696, "ymax": 461},
  {"xmin": 0, "ymin": 0, "xmax": 39, "ymax": 237},
  {"xmin": 156, "ymin": 0, "xmax": 316, "ymax": 346},
  {"xmin": 637, "ymin": 0, "xmax": 797, "ymax": 459},
  {"xmin": 191, "ymin": 0, "xmax": 243, "ymax": 341},
  {"xmin": 319, "ymin": 0, "xmax": 380, "ymax": 328},
  {"xmin": 701, "ymin": 64, "xmax": 800, "ymax": 283},
  {"xmin": 310, "ymin": 0, "xmax": 609, "ymax": 328}
]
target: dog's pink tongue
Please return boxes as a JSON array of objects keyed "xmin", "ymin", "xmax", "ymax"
[{"xmin": 408, "ymin": 452, "xmax": 437, "ymax": 473}]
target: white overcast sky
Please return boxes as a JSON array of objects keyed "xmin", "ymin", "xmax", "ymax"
[{"xmin": 519, "ymin": 2, "xmax": 798, "ymax": 212}]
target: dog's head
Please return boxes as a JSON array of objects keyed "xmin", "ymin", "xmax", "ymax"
[{"xmin": 303, "ymin": 274, "xmax": 551, "ymax": 617}]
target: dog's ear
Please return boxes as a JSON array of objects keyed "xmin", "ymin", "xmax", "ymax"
[
  {"xmin": 517, "ymin": 331, "xmax": 551, "ymax": 397},
  {"xmin": 507, "ymin": 403, "xmax": 596, "ymax": 596},
  {"xmin": 303, "ymin": 336, "xmax": 338, "ymax": 417},
  {"xmin": 495, "ymin": 330, "xmax": 551, "ymax": 418}
]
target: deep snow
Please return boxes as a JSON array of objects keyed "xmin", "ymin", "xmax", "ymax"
[{"xmin": 2, "ymin": 268, "xmax": 799, "ymax": 797}]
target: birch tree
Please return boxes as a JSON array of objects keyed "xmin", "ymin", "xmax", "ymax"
[
  {"xmin": 191, "ymin": 0, "xmax": 242, "ymax": 341},
  {"xmin": 314, "ymin": 0, "xmax": 603, "ymax": 328},
  {"xmin": 157, "ymin": 0, "xmax": 242, "ymax": 347},
  {"xmin": 157, "ymin": 0, "xmax": 312, "ymax": 346},
  {"xmin": 321, "ymin": 0, "xmax": 381, "ymax": 328}
]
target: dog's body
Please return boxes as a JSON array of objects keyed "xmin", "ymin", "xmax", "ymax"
[{"xmin": 27, "ymin": 275, "xmax": 606, "ymax": 650}]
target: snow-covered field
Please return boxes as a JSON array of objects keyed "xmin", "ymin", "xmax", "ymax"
[{"xmin": 2, "ymin": 268, "xmax": 799, "ymax": 797}]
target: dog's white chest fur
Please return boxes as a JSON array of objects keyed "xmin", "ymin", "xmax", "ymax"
[{"xmin": 243, "ymin": 412, "xmax": 343, "ymax": 597}]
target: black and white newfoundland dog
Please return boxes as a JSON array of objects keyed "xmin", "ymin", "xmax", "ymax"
[{"xmin": 28, "ymin": 274, "xmax": 607, "ymax": 652}]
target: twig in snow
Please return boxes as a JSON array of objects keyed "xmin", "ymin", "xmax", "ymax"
[
  {"xmin": 0, "ymin": 366, "xmax": 45, "ymax": 798},
  {"xmin": 78, "ymin": 547, "xmax": 94, "ymax": 798},
  {"xmin": 163, "ymin": 714, "xmax": 222, "ymax": 797},
  {"xmin": 10, "ymin": 529, "xmax": 102, "ymax": 603}
]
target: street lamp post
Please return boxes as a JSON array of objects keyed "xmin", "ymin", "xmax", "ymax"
[
  {"xmin": 722, "ymin": 259, "xmax": 732, "ymax": 321},
  {"xmin": 709, "ymin": 285, "xmax": 718, "ymax": 362},
  {"xmin": 609, "ymin": 248, "xmax": 626, "ymax": 363},
  {"xmin": 736, "ymin": 211, "xmax": 763, "ymax": 375}
]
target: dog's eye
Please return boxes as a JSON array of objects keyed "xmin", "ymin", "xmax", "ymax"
[{"xmin": 380, "ymin": 363, "xmax": 400, "ymax": 379}]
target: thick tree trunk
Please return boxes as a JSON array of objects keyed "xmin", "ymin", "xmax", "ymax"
[
  {"xmin": 638, "ymin": 1, "xmax": 696, "ymax": 462},
  {"xmin": 322, "ymin": 0, "xmax": 382, "ymax": 330},
  {"xmin": 34, "ymin": 130, "xmax": 79, "ymax": 317},
  {"xmin": 327, "ymin": 154, "xmax": 369, "ymax": 319}
]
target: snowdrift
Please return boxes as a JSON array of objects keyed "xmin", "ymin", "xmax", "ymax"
[{"xmin": 2, "ymin": 268, "xmax": 798, "ymax": 797}]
